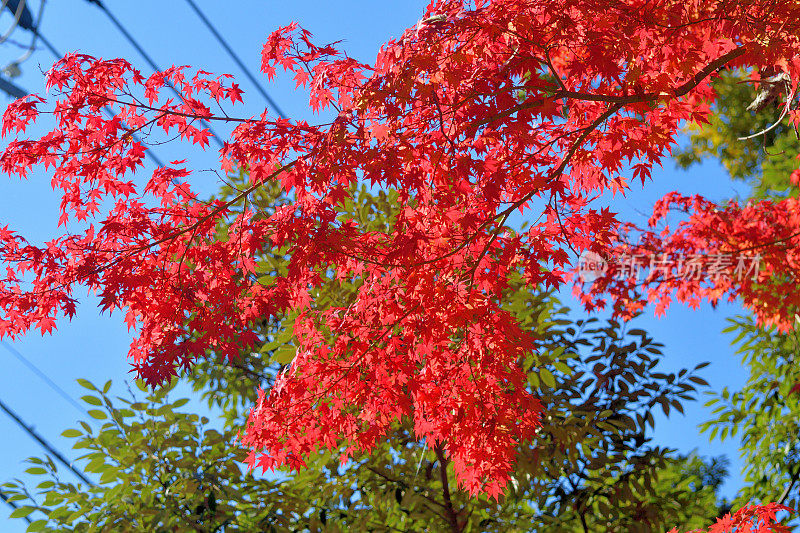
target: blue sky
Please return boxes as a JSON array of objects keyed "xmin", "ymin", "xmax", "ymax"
[{"xmin": 0, "ymin": 1, "xmax": 754, "ymax": 530}]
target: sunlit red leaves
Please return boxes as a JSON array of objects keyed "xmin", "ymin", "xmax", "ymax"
[
  {"xmin": 579, "ymin": 194, "xmax": 800, "ymax": 332},
  {"xmin": 670, "ymin": 503, "xmax": 793, "ymax": 533},
  {"xmin": 1, "ymin": 94, "xmax": 44, "ymax": 136}
]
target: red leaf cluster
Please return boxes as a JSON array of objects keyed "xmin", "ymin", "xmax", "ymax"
[{"xmin": 671, "ymin": 503, "xmax": 793, "ymax": 533}]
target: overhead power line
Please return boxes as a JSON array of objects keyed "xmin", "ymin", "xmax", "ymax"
[
  {"xmin": 0, "ymin": 396, "xmax": 94, "ymax": 487},
  {"xmin": 183, "ymin": 0, "xmax": 287, "ymax": 118},
  {"xmin": 3, "ymin": 0, "xmax": 47, "ymax": 78},
  {"xmin": 1, "ymin": 341, "xmax": 85, "ymax": 415},
  {"xmin": 85, "ymin": 0, "xmax": 225, "ymax": 149},
  {"xmin": 31, "ymin": 29, "xmax": 58, "ymax": 58},
  {"xmin": 0, "ymin": 0, "xmax": 32, "ymax": 47},
  {"xmin": 3, "ymin": 0, "xmax": 33, "ymax": 32},
  {"xmin": 0, "ymin": 489, "xmax": 32, "ymax": 525},
  {"xmin": 0, "ymin": 73, "xmax": 25, "ymax": 97}
]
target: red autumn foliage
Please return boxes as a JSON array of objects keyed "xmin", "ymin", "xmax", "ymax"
[
  {"xmin": 1, "ymin": 1, "xmax": 800, "ymax": 516},
  {"xmin": 670, "ymin": 503, "xmax": 793, "ymax": 533}
]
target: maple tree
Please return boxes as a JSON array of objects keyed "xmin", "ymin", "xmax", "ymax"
[
  {"xmin": 2, "ymin": 0, "xmax": 800, "ymax": 524},
  {"xmin": 1, "ymin": 208, "xmax": 727, "ymax": 532}
]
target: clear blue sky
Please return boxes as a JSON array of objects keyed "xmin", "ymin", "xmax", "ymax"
[{"xmin": 0, "ymin": 1, "xmax": 751, "ymax": 530}]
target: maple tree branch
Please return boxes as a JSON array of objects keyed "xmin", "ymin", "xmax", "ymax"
[
  {"xmin": 103, "ymin": 161, "xmax": 297, "ymax": 270},
  {"xmin": 465, "ymin": 209, "xmax": 512, "ymax": 294},
  {"xmin": 266, "ymin": 299, "xmax": 423, "ymax": 432},
  {"xmin": 479, "ymin": 46, "xmax": 747, "ymax": 125},
  {"xmin": 20, "ymin": 160, "xmax": 299, "ymax": 306},
  {"xmin": 98, "ymin": 94, "xmax": 253, "ymax": 124},
  {"xmin": 226, "ymin": 46, "xmax": 746, "ymax": 282},
  {"xmin": 420, "ymin": 97, "xmax": 627, "ymax": 275},
  {"xmin": 12, "ymin": 110, "xmax": 162, "ymax": 167},
  {"xmin": 486, "ymin": 48, "xmax": 749, "ymax": 291},
  {"xmin": 434, "ymin": 444, "xmax": 463, "ymax": 533},
  {"xmin": 543, "ymin": 48, "xmax": 568, "ymax": 93},
  {"xmin": 549, "ymin": 191, "xmax": 579, "ymax": 258},
  {"xmin": 320, "ymin": 102, "xmax": 618, "ymax": 280},
  {"xmin": 722, "ymin": 228, "xmax": 800, "ymax": 256},
  {"xmin": 673, "ymin": 47, "xmax": 748, "ymax": 97},
  {"xmin": 608, "ymin": 221, "xmax": 800, "ymax": 292},
  {"xmin": 431, "ymin": 90, "xmax": 458, "ymax": 152}
]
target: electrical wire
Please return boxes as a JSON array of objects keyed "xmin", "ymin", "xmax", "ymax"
[
  {"xmin": 86, "ymin": 0, "xmax": 225, "ymax": 149},
  {"xmin": 0, "ymin": 0, "xmax": 30, "ymax": 45},
  {"xmin": 4, "ymin": 0, "xmax": 47, "ymax": 74},
  {"xmin": 2, "ymin": 0, "xmax": 33, "ymax": 31},
  {"xmin": 30, "ymin": 27, "xmax": 55, "ymax": 57},
  {"xmin": 0, "ymin": 73, "xmax": 25, "ymax": 97},
  {"xmin": 0, "ymin": 341, "xmax": 85, "ymax": 415},
  {"xmin": 183, "ymin": 0, "xmax": 287, "ymax": 118},
  {"xmin": 0, "ymin": 396, "xmax": 94, "ymax": 486},
  {"xmin": 0, "ymin": 490, "xmax": 32, "ymax": 524},
  {"xmin": 0, "ymin": 343, "xmax": 89, "ymax": 522}
]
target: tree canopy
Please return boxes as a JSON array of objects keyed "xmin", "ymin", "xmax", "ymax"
[
  {"xmin": 1, "ymin": 1, "xmax": 800, "ymax": 527},
  {"xmin": 1, "ymin": 238, "xmax": 727, "ymax": 531}
]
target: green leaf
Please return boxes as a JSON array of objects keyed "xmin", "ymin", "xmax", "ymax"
[
  {"xmin": 81, "ymin": 395, "xmax": 102, "ymax": 406},
  {"xmin": 553, "ymin": 361, "xmax": 572, "ymax": 375},
  {"xmin": 87, "ymin": 410, "xmax": 107, "ymax": 420},
  {"xmin": 76, "ymin": 379, "xmax": 96, "ymax": 391},
  {"xmin": 274, "ymin": 346, "xmax": 295, "ymax": 365},
  {"xmin": 61, "ymin": 428, "xmax": 82, "ymax": 438},
  {"xmin": 539, "ymin": 368, "xmax": 556, "ymax": 388},
  {"xmin": 99, "ymin": 467, "xmax": 119, "ymax": 484},
  {"xmin": 9, "ymin": 506, "xmax": 35, "ymax": 519},
  {"xmin": 257, "ymin": 274, "xmax": 275, "ymax": 286},
  {"xmin": 26, "ymin": 519, "xmax": 47, "ymax": 532}
]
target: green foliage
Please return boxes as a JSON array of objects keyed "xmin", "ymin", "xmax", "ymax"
[
  {"xmin": 703, "ymin": 316, "xmax": 800, "ymax": 517},
  {"xmin": 2, "ymin": 379, "xmax": 309, "ymax": 532},
  {"xmin": 674, "ymin": 68, "xmax": 800, "ymax": 199},
  {"xmin": 3, "ymin": 307, "xmax": 726, "ymax": 531}
]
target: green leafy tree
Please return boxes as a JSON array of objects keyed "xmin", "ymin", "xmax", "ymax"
[
  {"xmin": 3, "ymin": 379, "xmax": 310, "ymax": 532},
  {"xmin": 704, "ymin": 316, "xmax": 800, "ymax": 515},
  {"xmin": 2, "ymin": 307, "xmax": 724, "ymax": 532}
]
